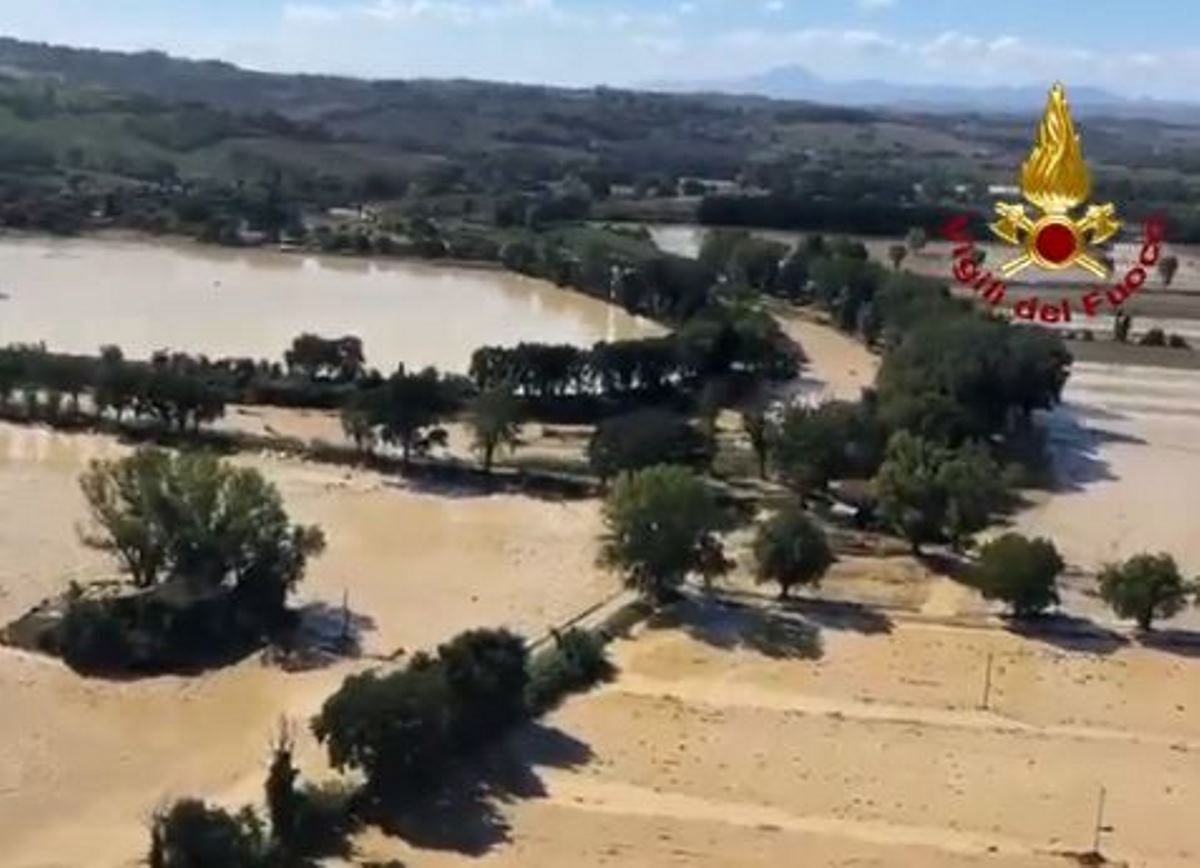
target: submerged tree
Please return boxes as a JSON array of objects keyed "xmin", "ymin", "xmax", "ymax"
[{"xmin": 79, "ymin": 449, "xmax": 325, "ymax": 619}]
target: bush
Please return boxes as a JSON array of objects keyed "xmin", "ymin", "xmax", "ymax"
[
  {"xmin": 289, "ymin": 781, "xmax": 358, "ymax": 860},
  {"xmin": 974, "ymin": 534, "xmax": 1064, "ymax": 618},
  {"xmin": 149, "ymin": 799, "xmax": 266, "ymax": 868},
  {"xmin": 1168, "ymin": 333, "xmax": 1191, "ymax": 350},
  {"xmin": 1139, "ymin": 327, "xmax": 1167, "ymax": 347},
  {"xmin": 526, "ymin": 629, "xmax": 614, "ymax": 714}
]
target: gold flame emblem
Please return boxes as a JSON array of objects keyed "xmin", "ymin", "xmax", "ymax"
[{"xmin": 990, "ymin": 82, "xmax": 1120, "ymax": 278}]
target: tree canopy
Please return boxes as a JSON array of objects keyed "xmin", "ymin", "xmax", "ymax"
[
  {"xmin": 602, "ymin": 465, "xmax": 726, "ymax": 601},
  {"xmin": 974, "ymin": 534, "xmax": 1064, "ymax": 618},
  {"xmin": 753, "ymin": 505, "xmax": 833, "ymax": 599},
  {"xmin": 1099, "ymin": 553, "xmax": 1196, "ymax": 631},
  {"xmin": 79, "ymin": 448, "xmax": 325, "ymax": 618}
]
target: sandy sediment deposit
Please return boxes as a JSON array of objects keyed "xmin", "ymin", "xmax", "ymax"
[
  {"xmin": 0, "ymin": 422, "xmax": 614, "ymax": 867},
  {"xmin": 356, "ymin": 609, "xmax": 1200, "ymax": 867}
]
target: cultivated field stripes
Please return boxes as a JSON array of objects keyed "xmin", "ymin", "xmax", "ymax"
[
  {"xmin": 537, "ymin": 772, "xmax": 1044, "ymax": 860},
  {"xmin": 607, "ymin": 674, "xmax": 1200, "ymax": 753},
  {"xmin": 1062, "ymin": 362, "xmax": 1200, "ymax": 420}
]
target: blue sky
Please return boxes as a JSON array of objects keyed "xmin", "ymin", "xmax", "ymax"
[{"xmin": 0, "ymin": 1, "xmax": 1194, "ymax": 96}]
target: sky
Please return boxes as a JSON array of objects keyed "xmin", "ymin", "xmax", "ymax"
[{"xmin": 0, "ymin": 0, "xmax": 1196, "ymax": 98}]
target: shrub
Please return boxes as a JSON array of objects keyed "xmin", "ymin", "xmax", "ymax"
[
  {"xmin": 1139, "ymin": 327, "xmax": 1167, "ymax": 347},
  {"xmin": 526, "ymin": 629, "xmax": 614, "ymax": 714},
  {"xmin": 148, "ymin": 799, "xmax": 266, "ymax": 868},
  {"xmin": 1168, "ymin": 333, "xmax": 1191, "ymax": 350}
]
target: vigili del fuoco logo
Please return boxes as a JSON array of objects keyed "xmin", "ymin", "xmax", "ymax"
[{"xmin": 941, "ymin": 82, "xmax": 1167, "ymax": 324}]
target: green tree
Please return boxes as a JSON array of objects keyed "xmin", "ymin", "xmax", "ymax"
[
  {"xmin": 148, "ymin": 800, "xmax": 266, "ymax": 868},
  {"xmin": 740, "ymin": 404, "xmax": 772, "ymax": 480},
  {"xmin": 602, "ymin": 465, "xmax": 725, "ymax": 602},
  {"xmin": 467, "ymin": 386, "xmax": 521, "ymax": 473},
  {"xmin": 79, "ymin": 449, "xmax": 325, "ymax": 619},
  {"xmin": 265, "ymin": 727, "xmax": 300, "ymax": 854},
  {"xmin": 875, "ymin": 431, "xmax": 947, "ymax": 554},
  {"xmin": 974, "ymin": 534, "xmax": 1064, "ymax": 618},
  {"xmin": 437, "ymin": 628, "xmax": 529, "ymax": 744},
  {"xmin": 1099, "ymin": 553, "xmax": 1194, "ymax": 631},
  {"xmin": 373, "ymin": 365, "xmax": 457, "ymax": 466},
  {"xmin": 753, "ymin": 505, "xmax": 833, "ymax": 599},
  {"xmin": 772, "ymin": 402, "xmax": 864, "ymax": 498},
  {"xmin": 938, "ymin": 442, "xmax": 1005, "ymax": 549},
  {"xmin": 588, "ymin": 409, "xmax": 712, "ymax": 484},
  {"xmin": 1158, "ymin": 254, "xmax": 1180, "ymax": 287},
  {"xmin": 339, "ymin": 395, "xmax": 376, "ymax": 454},
  {"xmin": 313, "ymin": 662, "xmax": 452, "ymax": 803}
]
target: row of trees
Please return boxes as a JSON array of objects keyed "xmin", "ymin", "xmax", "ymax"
[
  {"xmin": 601, "ymin": 465, "xmax": 1199, "ymax": 633},
  {"xmin": 974, "ymin": 536, "xmax": 1199, "ymax": 631},
  {"xmin": 469, "ymin": 307, "xmax": 798, "ymax": 401}
]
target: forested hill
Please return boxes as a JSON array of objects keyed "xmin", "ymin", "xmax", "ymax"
[{"xmin": 2, "ymin": 36, "xmax": 1200, "ymax": 239}]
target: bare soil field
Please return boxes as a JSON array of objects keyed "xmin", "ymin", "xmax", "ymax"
[{"xmin": 356, "ymin": 602, "xmax": 1200, "ymax": 867}]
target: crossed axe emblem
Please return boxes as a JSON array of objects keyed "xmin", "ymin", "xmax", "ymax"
[{"xmin": 990, "ymin": 202, "xmax": 1122, "ymax": 279}]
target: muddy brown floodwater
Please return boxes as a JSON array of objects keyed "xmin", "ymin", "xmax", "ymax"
[
  {"xmin": 0, "ymin": 422, "xmax": 618, "ymax": 866},
  {"xmin": 0, "ymin": 238, "xmax": 658, "ymax": 866},
  {"xmin": 0, "ymin": 235, "xmax": 662, "ymax": 371}
]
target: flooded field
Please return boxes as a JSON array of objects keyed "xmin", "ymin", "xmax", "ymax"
[
  {"xmin": 0, "ymin": 422, "xmax": 615, "ymax": 866},
  {"xmin": 0, "ymin": 235, "xmax": 661, "ymax": 372}
]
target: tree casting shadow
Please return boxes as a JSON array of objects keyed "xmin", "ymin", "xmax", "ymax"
[
  {"xmin": 267, "ymin": 601, "xmax": 379, "ymax": 671},
  {"xmin": 373, "ymin": 723, "xmax": 593, "ymax": 857},
  {"xmin": 648, "ymin": 596, "xmax": 825, "ymax": 660},
  {"xmin": 1005, "ymin": 613, "xmax": 1130, "ymax": 657}
]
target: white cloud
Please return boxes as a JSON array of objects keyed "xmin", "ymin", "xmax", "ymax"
[{"xmin": 858, "ymin": 0, "xmax": 896, "ymax": 10}]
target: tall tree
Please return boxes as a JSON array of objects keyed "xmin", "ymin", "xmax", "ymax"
[
  {"xmin": 740, "ymin": 404, "xmax": 772, "ymax": 480},
  {"xmin": 467, "ymin": 386, "xmax": 522, "ymax": 473},
  {"xmin": 602, "ymin": 465, "xmax": 725, "ymax": 602},
  {"xmin": 374, "ymin": 365, "xmax": 456, "ymax": 466},
  {"xmin": 938, "ymin": 441, "xmax": 1005, "ymax": 549},
  {"xmin": 79, "ymin": 449, "xmax": 325, "ymax": 619},
  {"xmin": 875, "ymin": 431, "xmax": 947, "ymax": 554},
  {"xmin": 1158, "ymin": 254, "xmax": 1180, "ymax": 287}
]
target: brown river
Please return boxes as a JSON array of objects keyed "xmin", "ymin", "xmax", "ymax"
[{"xmin": 0, "ymin": 235, "xmax": 661, "ymax": 371}]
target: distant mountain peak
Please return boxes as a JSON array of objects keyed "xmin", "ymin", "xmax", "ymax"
[{"xmin": 649, "ymin": 66, "xmax": 1198, "ymax": 120}]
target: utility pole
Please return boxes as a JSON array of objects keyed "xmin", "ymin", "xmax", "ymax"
[
  {"xmin": 980, "ymin": 651, "xmax": 995, "ymax": 710},
  {"xmin": 1091, "ymin": 785, "xmax": 1108, "ymax": 855}
]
